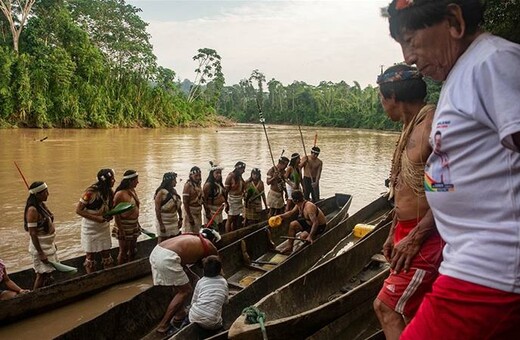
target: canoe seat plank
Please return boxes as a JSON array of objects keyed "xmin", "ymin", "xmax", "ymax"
[{"xmin": 371, "ymin": 253, "xmax": 387, "ymax": 263}]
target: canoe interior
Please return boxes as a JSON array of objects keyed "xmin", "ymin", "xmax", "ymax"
[
  {"xmin": 227, "ymin": 221, "xmax": 391, "ymax": 340},
  {"xmin": 54, "ymin": 194, "xmax": 351, "ymax": 339},
  {"xmin": 175, "ymin": 195, "xmax": 389, "ymax": 339}
]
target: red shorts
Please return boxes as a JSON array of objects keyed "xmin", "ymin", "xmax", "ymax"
[
  {"xmin": 402, "ymin": 275, "xmax": 520, "ymax": 340},
  {"xmin": 377, "ymin": 218, "xmax": 444, "ymax": 317}
]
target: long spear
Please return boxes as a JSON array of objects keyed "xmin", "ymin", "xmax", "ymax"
[
  {"xmin": 14, "ymin": 161, "xmax": 29, "ymax": 189},
  {"xmin": 298, "ymin": 124, "xmax": 308, "ymax": 158},
  {"xmin": 257, "ymin": 98, "xmax": 277, "ymax": 169}
]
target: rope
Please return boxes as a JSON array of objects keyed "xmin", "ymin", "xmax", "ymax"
[{"xmin": 242, "ymin": 306, "xmax": 268, "ymax": 340}]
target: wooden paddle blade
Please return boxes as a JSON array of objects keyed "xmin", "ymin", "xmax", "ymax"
[
  {"xmin": 49, "ymin": 261, "xmax": 78, "ymax": 274},
  {"xmin": 105, "ymin": 202, "xmax": 134, "ymax": 217}
]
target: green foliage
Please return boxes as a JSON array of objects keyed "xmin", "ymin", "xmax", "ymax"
[{"xmin": 483, "ymin": 0, "xmax": 520, "ymax": 43}]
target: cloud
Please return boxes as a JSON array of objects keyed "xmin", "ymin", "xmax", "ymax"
[{"xmin": 134, "ymin": 0, "xmax": 403, "ymax": 87}]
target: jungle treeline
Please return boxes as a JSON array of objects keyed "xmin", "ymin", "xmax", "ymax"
[{"xmin": 0, "ymin": 0, "xmax": 517, "ymax": 130}]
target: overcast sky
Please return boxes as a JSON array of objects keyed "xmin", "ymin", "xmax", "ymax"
[{"xmin": 126, "ymin": 0, "xmax": 404, "ymax": 87}]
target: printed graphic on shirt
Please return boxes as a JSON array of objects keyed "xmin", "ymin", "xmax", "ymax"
[{"xmin": 425, "ymin": 127, "xmax": 454, "ymax": 192}]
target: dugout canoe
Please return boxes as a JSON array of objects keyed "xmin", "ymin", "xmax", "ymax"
[
  {"xmin": 228, "ymin": 220, "xmax": 391, "ymax": 340},
  {"xmin": 0, "ymin": 211, "xmax": 272, "ymax": 325},
  {"xmin": 55, "ymin": 193, "xmax": 354, "ymax": 340}
]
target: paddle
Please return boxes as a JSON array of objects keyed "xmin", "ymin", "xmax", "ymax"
[
  {"xmin": 104, "ymin": 202, "xmax": 134, "ymax": 217},
  {"xmin": 49, "ymin": 261, "xmax": 78, "ymax": 274},
  {"xmin": 205, "ymin": 202, "xmax": 226, "ymax": 229},
  {"xmin": 140, "ymin": 228, "xmax": 156, "ymax": 238}
]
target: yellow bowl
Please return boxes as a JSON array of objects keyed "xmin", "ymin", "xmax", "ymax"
[
  {"xmin": 269, "ymin": 216, "xmax": 282, "ymax": 228},
  {"xmin": 353, "ymin": 224, "xmax": 375, "ymax": 238}
]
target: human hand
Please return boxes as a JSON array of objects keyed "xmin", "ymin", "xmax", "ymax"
[
  {"xmin": 39, "ymin": 253, "xmax": 49, "ymax": 263},
  {"xmin": 382, "ymin": 237, "xmax": 394, "ymax": 262},
  {"xmin": 305, "ymin": 234, "xmax": 314, "ymax": 244},
  {"xmin": 390, "ymin": 235, "xmax": 421, "ymax": 274}
]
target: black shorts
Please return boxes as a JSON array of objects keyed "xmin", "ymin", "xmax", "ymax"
[{"xmin": 297, "ymin": 218, "xmax": 326, "ymax": 235}]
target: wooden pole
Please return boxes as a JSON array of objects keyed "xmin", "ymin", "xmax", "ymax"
[{"xmin": 14, "ymin": 161, "xmax": 29, "ymax": 189}]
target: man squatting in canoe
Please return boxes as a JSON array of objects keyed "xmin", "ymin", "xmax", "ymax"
[
  {"xmin": 182, "ymin": 166, "xmax": 204, "ymax": 233},
  {"xmin": 373, "ymin": 65, "xmax": 444, "ymax": 340},
  {"xmin": 112, "ymin": 170, "xmax": 141, "ymax": 265},
  {"xmin": 0, "ymin": 259, "xmax": 30, "ymax": 299},
  {"xmin": 149, "ymin": 228, "xmax": 221, "ymax": 336},
  {"xmin": 203, "ymin": 162, "xmax": 227, "ymax": 232},
  {"xmin": 76, "ymin": 169, "xmax": 116, "ymax": 273},
  {"xmin": 300, "ymin": 146, "xmax": 322, "ymax": 202},
  {"xmin": 266, "ymin": 156, "xmax": 289, "ymax": 217},
  {"xmin": 154, "ymin": 172, "xmax": 183, "ymax": 243},
  {"xmin": 276, "ymin": 190, "xmax": 327, "ymax": 255},
  {"xmin": 224, "ymin": 161, "xmax": 246, "ymax": 232},
  {"xmin": 24, "ymin": 181, "xmax": 59, "ymax": 289}
]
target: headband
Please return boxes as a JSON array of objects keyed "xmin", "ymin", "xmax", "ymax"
[
  {"xmin": 29, "ymin": 183, "xmax": 48, "ymax": 195},
  {"xmin": 291, "ymin": 153, "xmax": 300, "ymax": 160},
  {"xmin": 210, "ymin": 165, "xmax": 224, "ymax": 171},
  {"xmin": 395, "ymin": 0, "xmax": 414, "ymax": 10},
  {"xmin": 234, "ymin": 162, "xmax": 246, "ymax": 170},
  {"xmin": 163, "ymin": 172, "xmax": 177, "ymax": 181},
  {"xmin": 123, "ymin": 172, "xmax": 138, "ymax": 180},
  {"xmin": 252, "ymin": 167, "xmax": 261, "ymax": 173},
  {"xmin": 377, "ymin": 69, "xmax": 422, "ymax": 85},
  {"xmin": 190, "ymin": 168, "xmax": 201, "ymax": 175}
]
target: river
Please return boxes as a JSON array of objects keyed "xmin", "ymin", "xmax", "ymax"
[{"xmin": 0, "ymin": 125, "xmax": 397, "ymax": 272}]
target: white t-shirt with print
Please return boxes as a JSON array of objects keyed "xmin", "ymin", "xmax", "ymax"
[{"xmin": 425, "ymin": 33, "xmax": 520, "ymax": 293}]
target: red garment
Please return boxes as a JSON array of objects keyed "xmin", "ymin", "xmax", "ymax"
[
  {"xmin": 401, "ymin": 275, "xmax": 520, "ymax": 340},
  {"xmin": 377, "ymin": 218, "xmax": 444, "ymax": 317}
]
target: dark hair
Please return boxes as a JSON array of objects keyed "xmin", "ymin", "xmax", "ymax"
[
  {"xmin": 379, "ymin": 65, "xmax": 427, "ymax": 102},
  {"xmin": 24, "ymin": 181, "xmax": 50, "ymax": 232},
  {"xmin": 311, "ymin": 146, "xmax": 320, "ymax": 154},
  {"xmin": 279, "ymin": 156, "xmax": 289, "ymax": 164},
  {"xmin": 205, "ymin": 168, "xmax": 224, "ymax": 204},
  {"xmin": 115, "ymin": 170, "xmax": 137, "ymax": 193},
  {"xmin": 289, "ymin": 153, "xmax": 300, "ymax": 167},
  {"xmin": 154, "ymin": 172, "xmax": 177, "ymax": 198},
  {"xmin": 94, "ymin": 169, "xmax": 115, "ymax": 207},
  {"xmin": 388, "ymin": 0, "xmax": 484, "ymax": 40},
  {"xmin": 203, "ymin": 255, "xmax": 222, "ymax": 277},
  {"xmin": 291, "ymin": 190, "xmax": 304, "ymax": 202},
  {"xmin": 234, "ymin": 161, "xmax": 246, "ymax": 172}
]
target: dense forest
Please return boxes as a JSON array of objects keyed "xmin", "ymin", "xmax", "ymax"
[{"xmin": 0, "ymin": 0, "xmax": 517, "ymax": 130}]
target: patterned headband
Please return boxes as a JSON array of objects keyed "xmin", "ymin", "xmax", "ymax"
[
  {"xmin": 396, "ymin": 0, "xmax": 414, "ymax": 10},
  {"xmin": 377, "ymin": 69, "xmax": 422, "ymax": 85},
  {"xmin": 29, "ymin": 182, "xmax": 48, "ymax": 194},
  {"xmin": 123, "ymin": 172, "xmax": 138, "ymax": 180}
]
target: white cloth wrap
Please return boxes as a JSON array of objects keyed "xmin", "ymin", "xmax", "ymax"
[
  {"xmin": 149, "ymin": 245, "xmax": 189, "ymax": 286},
  {"xmin": 227, "ymin": 194, "xmax": 243, "ymax": 216},
  {"xmin": 156, "ymin": 212, "xmax": 180, "ymax": 237},
  {"xmin": 28, "ymin": 233, "xmax": 58, "ymax": 274},
  {"xmin": 81, "ymin": 213, "xmax": 112, "ymax": 253}
]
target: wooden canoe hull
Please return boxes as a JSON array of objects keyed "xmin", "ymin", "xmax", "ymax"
[
  {"xmin": 0, "ymin": 212, "xmax": 273, "ymax": 324},
  {"xmin": 228, "ymin": 221, "xmax": 391, "ymax": 340},
  {"xmin": 55, "ymin": 194, "xmax": 353, "ymax": 340}
]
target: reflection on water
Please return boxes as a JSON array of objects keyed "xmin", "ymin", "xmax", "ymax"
[{"xmin": 0, "ymin": 125, "xmax": 397, "ymax": 271}]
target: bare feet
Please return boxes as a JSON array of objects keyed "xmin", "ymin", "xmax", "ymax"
[{"xmin": 278, "ymin": 247, "xmax": 292, "ymax": 255}]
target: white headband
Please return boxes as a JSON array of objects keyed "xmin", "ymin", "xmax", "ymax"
[
  {"xmin": 29, "ymin": 183, "xmax": 48, "ymax": 195},
  {"xmin": 210, "ymin": 165, "xmax": 224, "ymax": 171},
  {"xmin": 123, "ymin": 172, "xmax": 138, "ymax": 180}
]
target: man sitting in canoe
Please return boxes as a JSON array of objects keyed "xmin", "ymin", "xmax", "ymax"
[
  {"xmin": 276, "ymin": 190, "xmax": 327, "ymax": 255},
  {"xmin": 373, "ymin": 65, "xmax": 444, "ymax": 340},
  {"xmin": 149, "ymin": 228, "xmax": 221, "ymax": 336}
]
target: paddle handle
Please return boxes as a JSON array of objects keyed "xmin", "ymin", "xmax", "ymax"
[{"xmin": 206, "ymin": 202, "xmax": 226, "ymax": 228}]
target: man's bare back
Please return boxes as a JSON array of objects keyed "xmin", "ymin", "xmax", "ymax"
[{"xmin": 159, "ymin": 234, "xmax": 217, "ymax": 265}]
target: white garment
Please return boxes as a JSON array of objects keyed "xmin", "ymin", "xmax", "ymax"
[
  {"xmin": 189, "ymin": 275, "xmax": 229, "ymax": 329},
  {"xmin": 425, "ymin": 33, "xmax": 520, "ymax": 293},
  {"xmin": 81, "ymin": 215, "xmax": 112, "ymax": 253},
  {"xmin": 149, "ymin": 245, "xmax": 189, "ymax": 286},
  {"xmin": 28, "ymin": 233, "xmax": 58, "ymax": 274}
]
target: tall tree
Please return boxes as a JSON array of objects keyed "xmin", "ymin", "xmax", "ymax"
[
  {"xmin": 187, "ymin": 47, "xmax": 223, "ymax": 103},
  {"xmin": 0, "ymin": 0, "xmax": 36, "ymax": 53}
]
